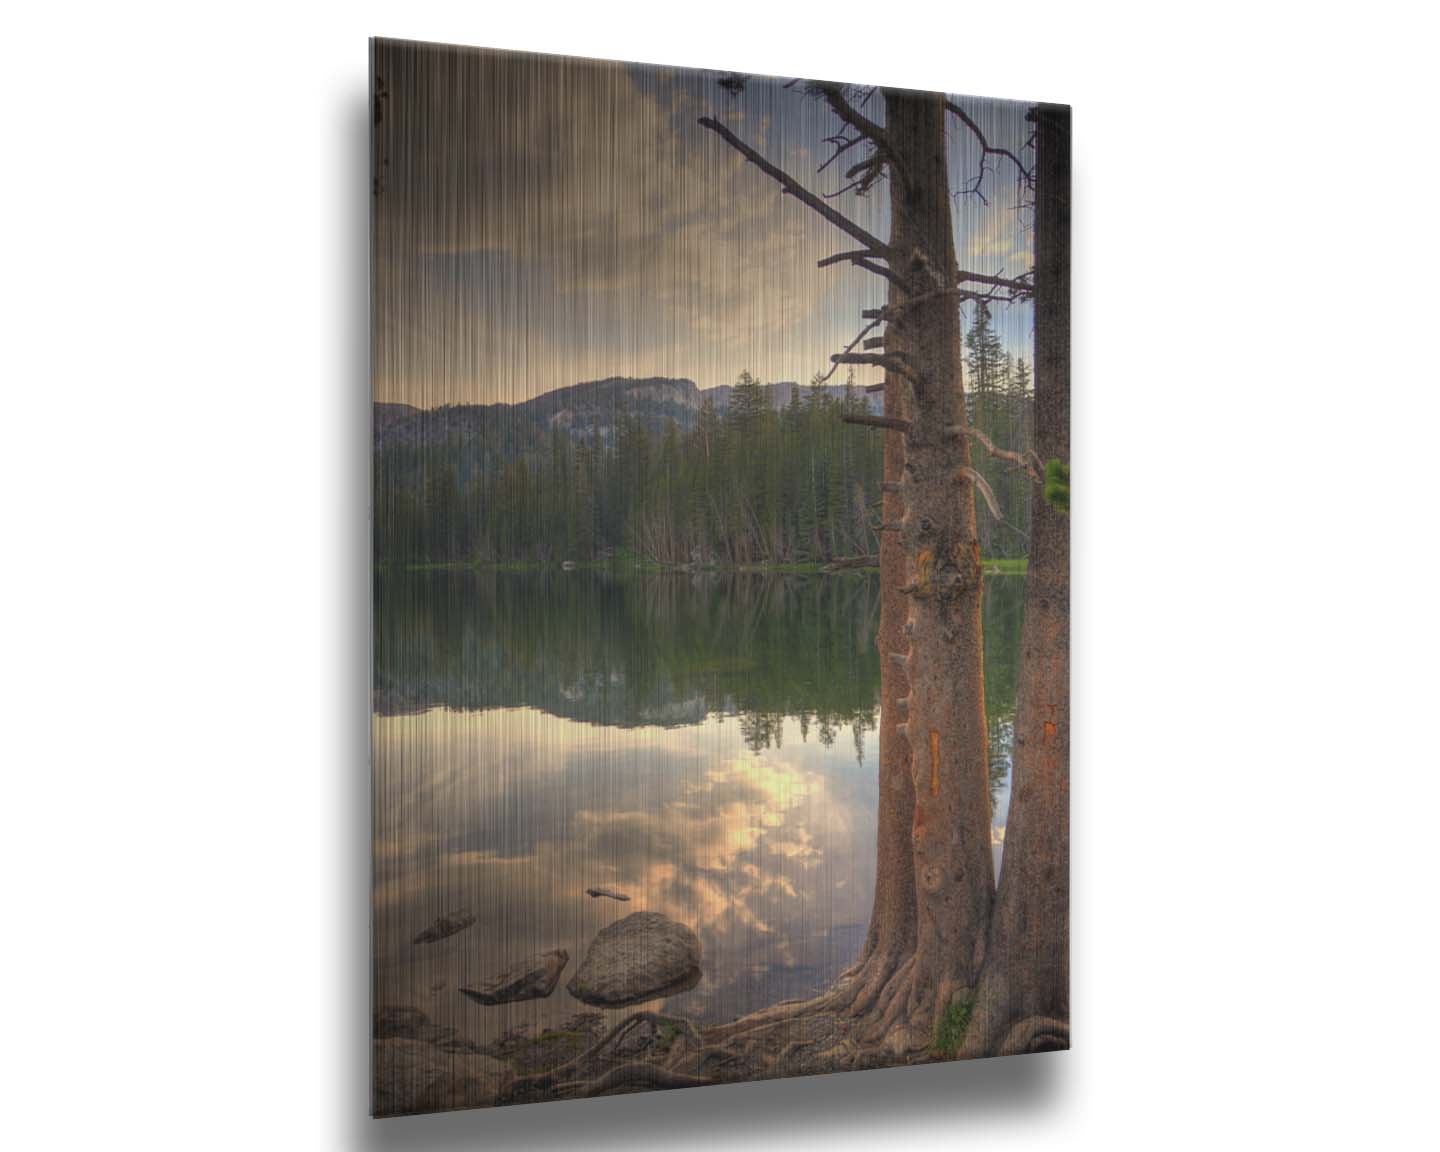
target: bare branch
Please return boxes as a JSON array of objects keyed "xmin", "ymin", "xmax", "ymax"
[
  {"xmin": 816, "ymin": 247, "xmax": 906, "ymax": 288},
  {"xmin": 957, "ymin": 465, "xmax": 1002, "ymax": 521},
  {"xmin": 958, "ymin": 164, "xmax": 992, "ymax": 206},
  {"xmin": 851, "ymin": 257, "xmax": 908, "ymax": 288},
  {"xmin": 818, "ymin": 248, "xmax": 888, "ymax": 269},
  {"xmin": 860, "ymin": 271, "xmax": 1034, "ymax": 323},
  {"xmin": 957, "ymin": 269, "xmax": 1033, "ymax": 294},
  {"xmin": 944, "ymin": 99, "xmax": 1034, "ymax": 189},
  {"xmin": 819, "ymin": 151, "xmax": 888, "ymax": 198},
  {"xmin": 946, "ymin": 423, "xmax": 1042, "ymax": 482},
  {"xmin": 843, "ymin": 412, "xmax": 912, "ymax": 433},
  {"xmin": 699, "ymin": 116, "xmax": 887, "ymax": 252},
  {"xmin": 957, "ymin": 286, "xmax": 1023, "ymax": 305},
  {"xmin": 809, "ymin": 81, "xmax": 893, "ymax": 156},
  {"xmin": 817, "ymin": 133, "xmax": 864, "ymax": 175},
  {"xmin": 815, "ymin": 318, "xmax": 883, "ymax": 384},
  {"xmin": 832, "ymin": 351, "xmax": 919, "ymax": 382}
]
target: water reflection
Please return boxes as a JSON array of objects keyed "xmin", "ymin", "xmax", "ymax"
[
  {"xmin": 373, "ymin": 570, "xmax": 1021, "ymax": 1044},
  {"xmin": 374, "ymin": 570, "xmax": 881, "ymax": 742}
]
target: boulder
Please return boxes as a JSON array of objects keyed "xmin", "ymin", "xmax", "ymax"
[
  {"xmin": 459, "ymin": 949, "xmax": 568, "ymax": 1005},
  {"xmin": 585, "ymin": 887, "xmax": 631, "ymax": 902},
  {"xmin": 412, "ymin": 908, "xmax": 476, "ymax": 945},
  {"xmin": 373, "ymin": 1039, "xmax": 511, "ymax": 1117},
  {"xmin": 567, "ymin": 912, "xmax": 702, "ymax": 1007}
]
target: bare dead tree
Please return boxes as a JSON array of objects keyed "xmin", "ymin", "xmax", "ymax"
[{"xmin": 695, "ymin": 82, "xmax": 1066, "ymax": 1064}]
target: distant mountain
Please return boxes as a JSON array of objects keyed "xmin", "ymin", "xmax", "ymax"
[{"xmin": 373, "ymin": 375, "xmax": 878, "ymax": 454}]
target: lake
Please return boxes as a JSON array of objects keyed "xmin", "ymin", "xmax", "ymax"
[{"xmin": 372, "ymin": 569, "xmax": 1022, "ymax": 1044}]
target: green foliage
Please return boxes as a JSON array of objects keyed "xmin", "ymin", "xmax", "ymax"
[
  {"xmin": 933, "ymin": 995, "xmax": 975, "ymax": 1058},
  {"xmin": 1044, "ymin": 458, "xmax": 1070, "ymax": 515}
]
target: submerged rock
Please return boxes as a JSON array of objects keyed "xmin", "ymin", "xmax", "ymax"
[
  {"xmin": 460, "ymin": 949, "xmax": 569, "ymax": 1005},
  {"xmin": 412, "ymin": 909, "xmax": 476, "ymax": 945},
  {"xmin": 435, "ymin": 1036, "xmax": 488, "ymax": 1055},
  {"xmin": 373, "ymin": 1039, "xmax": 511, "ymax": 1116},
  {"xmin": 585, "ymin": 887, "xmax": 632, "ymax": 902},
  {"xmin": 374, "ymin": 1005, "xmax": 430, "ymax": 1039},
  {"xmin": 567, "ymin": 912, "xmax": 702, "ymax": 1007}
]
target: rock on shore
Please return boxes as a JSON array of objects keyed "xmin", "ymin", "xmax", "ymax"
[
  {"xmin": 373, "ymin": 1039, "xmax": 512, "ymax": 1116},
  {"xmin": 567, "ymin": 912, "xmax": 702, "ymax": 1007}
]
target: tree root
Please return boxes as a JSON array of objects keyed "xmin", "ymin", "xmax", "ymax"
[
  {"xmin": 702, "ymin": 956, "xmax": 1070, "ymax": 1076},
  {"xmin": 704, "ymin": 993, "xmax": 840, "ymax": 1045},
  {"xmin": 997, "ymin": 1016, "xmax": 1069, "ymax": 1055},
  {"xmin": 502, "ymin": 1011, "xmax": 695, "ymax": 1101},
  {"xmin": 701, "ymin": 946, "xmax": 940, "ymax": 1067},
  {"xmin": 730, "ymin": 939, "xmax": 914, "ymax": 1037},
  {"xmin": 862, "ymin": 954, "xmax": 919, "ymax": 1046},
  {"xmin": 579, "ymin": 1063, "xmax": 715, "ymax": 1097}
]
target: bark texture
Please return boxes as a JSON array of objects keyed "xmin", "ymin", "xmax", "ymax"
[
  {"xmin": 884, "ymin": 91, "xmax": 994, "ymax": 1046},
  {"xmin": 961, "ymin": 103, "xmax": 1071, "ymax": 1058},
  {"xmin": 840, "ymin": 292, "xmax": 918, "ymax": 1020}
]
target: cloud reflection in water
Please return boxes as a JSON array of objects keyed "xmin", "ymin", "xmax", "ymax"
[{"xmin": 373, "ymin": 705, "xmax": 877, "ymax": 1043}]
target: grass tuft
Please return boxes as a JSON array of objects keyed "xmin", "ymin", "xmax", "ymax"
[
  {"xmin": 933, "ymin": 995, "xmax": 974, "ymax": 1058},
  {"xmin": 1043, "ymin": 458, "xmax": 1070, "ymax": 515}
]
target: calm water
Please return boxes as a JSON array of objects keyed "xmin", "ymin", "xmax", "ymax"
[{"xmin": 373, "ymin": 570, "xmax": 1022, "ymax": 1043}]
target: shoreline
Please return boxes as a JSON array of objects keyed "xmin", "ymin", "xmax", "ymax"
[{"xmin": 376, "ymin": 557, "xmax": 1028, "ymax": 577}]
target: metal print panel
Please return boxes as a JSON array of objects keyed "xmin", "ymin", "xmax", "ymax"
[{"xmin": 371, "ymin": 37, "xmax": 1070, "ymax": 1117}]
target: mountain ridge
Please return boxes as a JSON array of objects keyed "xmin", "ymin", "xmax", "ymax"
[{"xmin": 373, "ymin": 375, "xmax": 879, "ymax": 452}]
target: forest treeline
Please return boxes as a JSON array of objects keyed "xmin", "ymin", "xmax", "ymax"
[{"xmin": 373, "ymin": 305, "xmax": 1033, "ymax": 566}]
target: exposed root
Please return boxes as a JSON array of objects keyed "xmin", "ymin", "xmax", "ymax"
[
  {"xmin": 580, "ymin": 1063, "xmax": 715, "ymax": 1096},
  {"xmin": 702, "ymin": 946, "xmax": 941, "ymax": 1069},
  {"xmin": 997, "ymin": 1015, "xmax": 1069, "ymax": 1056},
  {"xmin": 704, "ymin": 993, "xmax": 837, "ymax": 1044},
  {"xmin": 840, "ymin": 943, "xmax": 909, "ymax": 1020},
  {"xmin": 503, "ymin": 1011, "xmax": 694, "ymax": 1101},
  {"xmin": 862, "ymin": 954, "xmax": 918, "ymax": 1045}
]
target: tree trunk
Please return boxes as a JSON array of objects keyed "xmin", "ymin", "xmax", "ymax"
[
  {"xmin": 697, "ymin": 86, "xmax": 1008, "ymax": 1059},
  {"xmin": 884, "ymin": 90, "xmax": 995, "ymax": 1046},
  {"xmin": 961, "ymin": 102, "xmax": 1071, "ymax": 1058},
  {"xmin": 839, "ymin": 273, "xmax": 918, "ymax": 1022}
]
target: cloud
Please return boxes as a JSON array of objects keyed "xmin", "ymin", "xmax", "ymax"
[
  {"xmin": 373, "ymin": 45, "xmax": 889, "ymax": 405},
  {"xmin": 373, "ymin": 43, "xmax": 1039, "ymax": 407}
]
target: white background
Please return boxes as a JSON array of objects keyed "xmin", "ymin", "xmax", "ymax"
[{"xmin": 3, "ymin": 2, "xmax": 1436, "ymax": 1148}]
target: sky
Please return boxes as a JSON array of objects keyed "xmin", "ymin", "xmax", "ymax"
[{"xmin": 372, "ymin": 39, "xmax": 1036, "ymax": 409}]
